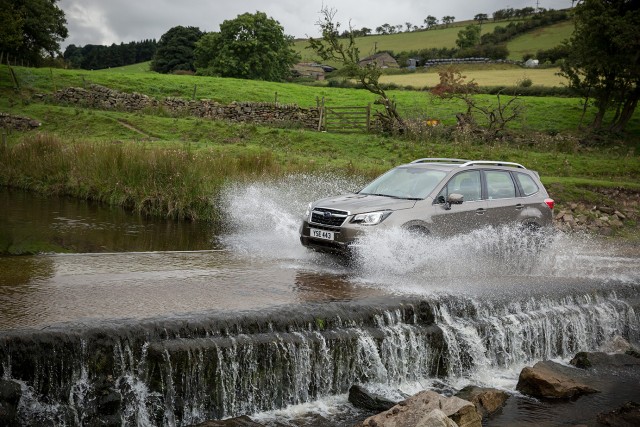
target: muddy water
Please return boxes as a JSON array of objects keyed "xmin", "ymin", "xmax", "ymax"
[
  {"xmin": 0, "ymin": 187, "xmax": 216, "ymax": 255},
  {"xmin": 1, "ymin": 179, "xmax": 640, "ymax": 426}
]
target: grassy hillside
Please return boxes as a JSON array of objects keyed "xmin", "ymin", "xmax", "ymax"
[
  {"xmin": 295, "ymin": 21, "xmax": 523, "ymax": 63},
  {"xmin": 295, "ymin": 18, "xmax": 573, "ymax": 64},
  {"xmin": 507, "ymin": 20, "xmax": 574, "ymax": 60},
  {"xmin": 2, "ymin": 65, "xmax": 638, "ymax": 134}
]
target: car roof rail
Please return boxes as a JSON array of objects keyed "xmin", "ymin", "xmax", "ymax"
[
  {"xmin": 459, "ymin": 160, "xmax": 527, "ymax": 169},
  {"xmin": 410, "ymin": 158, "xmax": 470, "ymax": 164}
]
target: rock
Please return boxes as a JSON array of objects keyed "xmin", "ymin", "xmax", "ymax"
[
  {"xmin": 598, "ymin": 206, "xmax": 616, "ymax": 215},
  {"xmin": 597, "ymin": 401, "xmax": 640, "ymax": 427},
  {"xmin": 360, "ymin": 390, "xmax": 481, "ymax": 427},
  {"xmin": 599, "ymin": 336, "xmax": 633, "ymax": 353},
  {"xmin": 348, "ymin": 384, "xmax": 397, "ymax": 412},
  {"xmin": 417, "ymin": 409, "xmax": 459, "ymax": 427},
  {"xmin": 570, "ymin": 351, "xmax": 640, "ymax": 369},
  {"xmin": 193, "ymin": 415, "xmax": 264, "ymax": 426},
  {"xmin": 455, "ymin": 386, "xmax": 509, "ymax": 417},
  {"xmin": 0, "ymin": 379, "xmax": 21, "ymax": 425},
  {"xmin": 516, "ymin": 360, "xmax": 599, "ymax": 399}
]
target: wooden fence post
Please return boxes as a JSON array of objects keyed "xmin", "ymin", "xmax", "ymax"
[
  {"xmin": 192, "ymin": 84, "xmax": 197, "ymax": 100},
  {"xmin": 317, "ymin": 97, "xmax": 325, "ymax": 131},
  {"xmin": 366, "ymin": 103, "xmax": 371, "ymax": 132}
]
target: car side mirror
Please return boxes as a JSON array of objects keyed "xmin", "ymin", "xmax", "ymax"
[{"xmin": 444, "ymin": 193, "xmax": 464, "ymax": 210}]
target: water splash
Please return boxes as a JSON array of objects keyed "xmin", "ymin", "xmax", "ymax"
[
  {"xmin": 219, "ymin": 174, "xmax": 365, "ymax": 260},
  {"xmin": 219, "ymin": 175, "xmax": 640, "ymax": 286}
]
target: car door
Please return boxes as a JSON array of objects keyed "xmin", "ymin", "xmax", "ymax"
[
  {"xmin": 429, "ymin": 170, "xmax": 489, "ymax": 235},
  {"xmin": 484, "ymin": 169, "xmax": 521, "ymax": 225}
]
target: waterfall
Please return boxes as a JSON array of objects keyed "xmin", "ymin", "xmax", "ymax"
[{"xmin": 1, "ymin": 288, "xmax": 638, "ymax": 426}]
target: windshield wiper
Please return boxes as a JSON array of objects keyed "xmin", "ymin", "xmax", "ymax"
[{"xmin": 360, "ymin": 192, "xmax": 416, "ymax": 200}]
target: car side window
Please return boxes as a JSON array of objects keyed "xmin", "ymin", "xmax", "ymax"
[
  {"xmin": 515, "ymin": 173, "xmax": 539, "ymax": 196},
  {"xmin": 486, "ymin": 170, "xmax": 516, "ymax": 199},
  {"xmin": 438, "ymin": 171, "xmax": 482, "ymax": 202}
]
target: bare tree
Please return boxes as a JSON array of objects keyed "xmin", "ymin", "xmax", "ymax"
[{"xmin": 308, "ymin": 7, "xmax": 404, "ymax": 131}]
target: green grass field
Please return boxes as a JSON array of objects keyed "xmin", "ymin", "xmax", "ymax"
[
  {"xmin": 3, "ymin": 65, "xmax": 636, "ymax": 134},
  {"xmin": 295, "ymin": 17, "xmax": 572, "ymax": 64},
  {"xmin": 507, "ymin": 20, "xmax": 574, "ymax": 60},
  {"xmin": 294, "ymin": 21, "xmax": 526, "ymax": 63},
  {"xmin": 379, "ymin": 66, "xmax": 566, "ymax": 87}
]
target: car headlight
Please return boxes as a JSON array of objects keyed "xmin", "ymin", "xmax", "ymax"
[
  {"xmin": 351, "ymin": 210, "xmax": 392, "ymax": 226},
  {"xmin": 304, "ymin": 203, "xmax": 312, "ymax": 219}
]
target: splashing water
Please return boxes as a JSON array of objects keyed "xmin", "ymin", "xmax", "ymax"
[
  {"xmin": 219, "ymin": 174, "xmax": 640, "ymax": 287},
  {"xmin": 219, "ymin": 174, "xmax": 365, "ymax": 260}
]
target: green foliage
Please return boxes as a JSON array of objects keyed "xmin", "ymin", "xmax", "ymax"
[
  {"xmin": 456, "ymin": 25, "xmax": 481, "ymax": 49},
  {"xmin": 151, "ymin": 26, "xmax": 203, "ymax": 74},
  {"xmin": 1, "ymin": 0, "xmax": 68, "ymax": 66},
  {"xmin": 64, "ymin": 40, "xmax": 157, "ymax": 70},
  {"xmin": 535, "ymin": 44, "xmax": 570, "ymax": 64},
  {"xmin": 194, "ymin": 12, "xmax": 298, "ymax": 82},
  {"xmin": 560, "ymin": 0, "xmax": 640, "ymax": 133},
  {"xmin": 308, "ymin": 7, "xmax": 403, "ymax": 131},
  {"xmin": 518, "ymin": 77, "xmax": 533, "ymax": 87}
]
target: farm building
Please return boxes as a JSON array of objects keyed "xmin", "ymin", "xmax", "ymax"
[{"xmin": 358, "ymin": 52, "xmax": 399, "ymax": 69}]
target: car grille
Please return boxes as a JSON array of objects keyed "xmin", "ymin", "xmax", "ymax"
[{"xmin": 311, "ymin": 208, "xmax": 348, "ymax": 227}]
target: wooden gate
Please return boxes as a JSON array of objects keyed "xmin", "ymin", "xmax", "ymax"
[{"xmin": 321, "ymin": 104, "xmax": 371, "ymax": 133}]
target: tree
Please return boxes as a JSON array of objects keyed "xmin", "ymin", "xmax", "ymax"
[
  {"xmin": 431, "ymin": 67, "xmax": 524, "ymax": 138},
  {"xmin": 424, "ymin": 15, "xmax": 438, "ymax": 29},
  {"xmin": 1, "ymin": 0, "xmax": 67, "ymax": 66},
  {"xmin": 474, "ymin": 13, "xmax": 489, "ymax": 26},
  {"xmin": 308, "ymin": 7, "xmax": 403, "ymax": 131},
  {"xmin": 456, "ymin": 25, "xmax": 481, "ymax": 49},
  {"xmin": 194, "ymin": 12, "xmax": 298, "ymax": 81},
  {"xmin": 559, "ymin": 0, "xmax": 640, "ymax": 132},
  {"xmin": 151, "ymin": 26, "xmax": 203, "ymax": 74},
  {"xmin": 442, "ymin": 16, "xmax": 455, "ymax": 27}
]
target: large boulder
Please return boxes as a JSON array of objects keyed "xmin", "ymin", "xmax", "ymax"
[
  {"xmin": 348, "ymin": 384, "xmax": 397, "ymax": 412},
  {"xmin": 455, "ymin": 386, "xmax": 509, "ymax": 417},
  {"xmin": 359, "ymin": 390, "xmax": 481, "ymax": 427},
  {"xmin": 516, "ymin": 360, "xmax": 599, "ymax": 399}
]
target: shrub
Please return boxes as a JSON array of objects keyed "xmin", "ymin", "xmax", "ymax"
[{"xmin": 518, "ymin": 77, "xmax": 533, "ymax": 88}]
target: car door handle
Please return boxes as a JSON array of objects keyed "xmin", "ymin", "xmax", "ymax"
[
  {"xmin": 515, "ymin": 204, "xmax": 524, "ymax": 210},
  {"xmin": 476, "ymin": 208, "xmax": 486, "ymax": 215}
]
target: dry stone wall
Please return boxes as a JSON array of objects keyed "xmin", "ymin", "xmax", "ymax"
[
  {"xmin": 0, "ymin": 113, "xmax": 41, "ymax": 131},
  {"xmin": 44, "ymin": 85, "xmax": 322, "ymax": 129}
]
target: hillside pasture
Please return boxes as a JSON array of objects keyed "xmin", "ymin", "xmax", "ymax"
[
  {"xmin": 507, "ymin": 20, "xmax": 574, "ymax": 60},
  {"xmin": 2, "ymin": 65, "xmax": 638, "ymax": 135},
  {"xmin": 294, "ymin": 21, "xmax": 523, "ymax": 63}
]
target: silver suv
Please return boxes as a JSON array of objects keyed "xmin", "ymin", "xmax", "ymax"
[{"xmin": 300, "ymin": 158, "xmax": 555, "ymax": 253}]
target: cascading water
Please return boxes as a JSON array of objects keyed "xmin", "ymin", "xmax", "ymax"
[{"xmin": 1, "ymin": 175, "xmax": 639, "ymax": 426}]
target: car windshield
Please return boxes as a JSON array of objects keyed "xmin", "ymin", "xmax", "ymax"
[{"xmin": 359, "ymin": 167, "xmax": 447, "ymax": 199}]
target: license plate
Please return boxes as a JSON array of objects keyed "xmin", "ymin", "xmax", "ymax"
[{"xmin": 310, "ymin": 228, "xmax": 334, "ymax": 241}]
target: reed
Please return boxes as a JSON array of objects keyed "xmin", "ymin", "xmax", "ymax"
[{"xmin": 0, "ymin": 134, "xmax": 282, "ymax": 221}]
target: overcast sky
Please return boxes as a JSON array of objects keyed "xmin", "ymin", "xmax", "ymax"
[{"xmin": 58, "ymin": 0, "xmax": 572, "ymax": 48}]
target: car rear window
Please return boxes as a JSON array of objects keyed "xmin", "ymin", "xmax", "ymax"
[
  {"xmin": 516, "ymin": 173, "xmax": 539, "ymax": 196},
  {"xmin": 486, "ymin": 170, "xmax": 516, "ymax": 199}
]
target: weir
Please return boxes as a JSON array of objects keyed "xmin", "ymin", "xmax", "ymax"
[{"xmin": 1, "ymin": 285, "xmax": 638, "ymax": 426}]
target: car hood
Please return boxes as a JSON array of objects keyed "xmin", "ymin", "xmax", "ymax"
[{"xmin": 313, "ymin": 194, "xmax": 417, "ymax": 214}]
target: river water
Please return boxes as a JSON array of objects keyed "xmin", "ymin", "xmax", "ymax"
[{"xmin": 0, "ymin": 180, "xmax": 639, "ymax": 426}]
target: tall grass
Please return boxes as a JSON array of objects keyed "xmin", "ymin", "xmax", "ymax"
[{"xmin": 0, "ymin": 134, "xmax": 282, "ymax": 221}]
